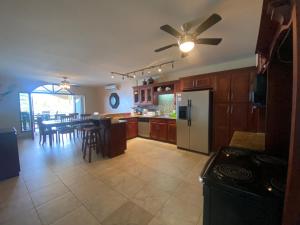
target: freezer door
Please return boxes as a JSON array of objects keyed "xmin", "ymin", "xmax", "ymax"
[
  {"xmin": 189, "ymin": 90, "xmax": 210, "ymax": 154},
  {"xmin": 176, "ymin": 93, "xmax": 190, "ymax": 149}
]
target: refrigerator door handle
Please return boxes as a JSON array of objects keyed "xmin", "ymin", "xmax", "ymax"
[{"xmin": 188, "ymin": 99, "xmax": 192, "ymax": 126}]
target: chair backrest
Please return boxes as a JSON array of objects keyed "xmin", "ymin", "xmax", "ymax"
[
  {"xmin": 61, "ymin": 115, "xmax": 73, "ymax": 122},
  {"xmin": 69, "ymin": 113, "xmax": 79, "ymax": 119},
  {"xmin": 37, "ymin": 116, "xmax": 46, "ymax": 134},
  {"xmin": 80, "ymin": 114, "xmax": 91, "ymax": 120},
  {"xmin": 55, "ymin": 114, "xmax": 66, "ymax": 120}
]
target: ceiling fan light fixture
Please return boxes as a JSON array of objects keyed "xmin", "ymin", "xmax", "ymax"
[
  {"xmin": 179, "ymin": 41, "xmax": 195, "ymax": 53},
  {"xmin": 60, "ymin": 78, "xmax": 71, "ymax": 90}
]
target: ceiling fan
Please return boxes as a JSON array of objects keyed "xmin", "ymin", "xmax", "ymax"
[
  {"xmin": 155, "ymin": 13, "xmax": 222, "ymax": 57},
  {"xmin": 58, "ymin": 77, "xmax": 80, "ymax": 90}
]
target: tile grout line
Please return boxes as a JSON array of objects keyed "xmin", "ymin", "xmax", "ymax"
[{"xmin": 21, "ymin": 175, "xmax": 44, "ymax": 225}]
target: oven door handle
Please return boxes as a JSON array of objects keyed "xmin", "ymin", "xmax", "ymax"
[{"xmin": 199, "ymin": 152, "xmax": 217, "ymax": 184}]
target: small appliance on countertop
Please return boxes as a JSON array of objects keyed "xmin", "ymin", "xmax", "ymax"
[{"xmin": 200, "ymin": 146, "xmax": 287, "ymax": 225}]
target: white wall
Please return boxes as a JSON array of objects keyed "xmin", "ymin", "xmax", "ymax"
[
  {"xmin": 97, "ymin": 79, "xmax": 136, "ymax": 114},
  {"xmin": 97, "ymin": 56, "xmax": 256, "ymax": 113},
  {"xmin": 0, "ymin": 75, "xmax": 99, "ymax": 136}
]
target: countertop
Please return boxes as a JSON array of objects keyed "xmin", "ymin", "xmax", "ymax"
[
  {"xmin": 229, "ymin": 131, "xmax": 265, "ymax": 151},
  {"xmin": 118, "ymin": 115, "xmax": 176, "ymax": 120}
]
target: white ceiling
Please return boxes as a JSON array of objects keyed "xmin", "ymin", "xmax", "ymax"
[{"xmin": 0, "ymin": 0, "xmax": 263, "ymax": 86}]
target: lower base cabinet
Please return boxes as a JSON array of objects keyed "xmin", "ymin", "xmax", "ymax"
[
  {"xmin": 124, "ymin": 118, "xmax": 138, "ymax": 139},
  {"xmin": 150, "ymin": 119, "xmax": 176, "ymax": 144}
]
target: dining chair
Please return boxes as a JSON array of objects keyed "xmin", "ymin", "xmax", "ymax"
[
  {"xmin": 37, "ymin": 117, "xmax": 57, "ymax": 146},
  {"xmin": 57, "ymin": 115, "xmax": 75, "ymax": 143},
  {"xmin": 69, "ymin": 113, "xmax": 79, "ymax": 119}
]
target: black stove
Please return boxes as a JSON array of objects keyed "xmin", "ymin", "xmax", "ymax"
[{"xmin": 200, "ymin": 147, "xmax": 287, "ymax": 225}]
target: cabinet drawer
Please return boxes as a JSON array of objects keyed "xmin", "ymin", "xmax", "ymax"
[
  {"xmin": 124, "ymin": 117, "xmax": 138, "ymax": 122},
  {"xmin": 150, "ymin": 118, "xmax": 168, "ymax": 123}
]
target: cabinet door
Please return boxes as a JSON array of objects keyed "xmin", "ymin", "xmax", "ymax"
[
  {"xmin": 213, "ymin": 103, "xmax": 230, "ymax": 151},
  {"xmin": 146, "ymin": 87, "xmax": 153, "ymax": 104},
  {"xmin": 150, "ymin": 122, "xmax": 159, "ymax": 140},
  {"xmin": 230, "ymin": 103, "xmax": 249, "ymax": 138},
  {"xmin": 181, "ymin": 78, "xmax": 195, "ymax": 91},
  {"xmin": 248, "ymin": 105, "xmax": 266, "ymax": 132},
  {"xmin": 167, "ymin": 123, "xmax": 176, "ymax": 144},
  {"xmin": 140, "ymin": 88, "xmax": 146, "ymax": 103},
  {"xmin": 126, "ymin": 122, "xmax": 137, "ymax": 139},
  {"xmin": 214, "ymin": 74, "xmax": 231, "ymax": 103},
  {"xmin": 158, "ymin": 123, "xmax": 168, "ymax": 141},
  {"xmin": 194, "ymin": 76, "xmax": 211, "ymax": 89},
  {"xmin": 231, "ymin": 71, "xmax": 250, "ymax": 102},
  {"xmin": 133, "ymin": 88, "xmax": 139, "ymax": 105}
]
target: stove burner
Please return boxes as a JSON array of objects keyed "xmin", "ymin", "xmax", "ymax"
[
  {"xmin": 270, "ymin": 177, "xmax": 286, "ymax": 193},
  {"xmin": 213, "ymin": 164, "xmax": 254, "ymax": 182},
  {"xmin": 222, "ymin": 148, "xmax": 251, "ymax": 157},
  {"xmin": 253, "ymin": 154, "xmax": 287, "ymax": 166}
]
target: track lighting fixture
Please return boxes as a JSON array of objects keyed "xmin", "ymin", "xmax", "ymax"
[{"xmin": 110, "ymin": 60, "xmax": 175, "ymax": 80}]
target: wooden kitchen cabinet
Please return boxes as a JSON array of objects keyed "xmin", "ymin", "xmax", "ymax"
[
  {"xmin": 133, "ymin": 85, "xmax": 153, "ymax": 105},
  {"xmin": 150, "ymin": 122, "xmax": 168, "ymax": 141},
  {"xmin": 230, "ymin": 103, "xmax": 249, "ymax": 137},
  {"xmin": 214, "ymin": 73, "xmax": 231, "ymax": 103},
  {"xmin": 231, "ymin": 71, "xmax": 251, "ymax": 102},
  {"xmin": 212, "ymin": 67, "xmax": 256, "ymax": 151},
  {"xmin": 167, "ymin": 120, "xmax": 177, "ymax": 144},
  {"xmin": 180, "ymin": 75, "xmax": 213, "ymax": 91},
  {"xmin": 213, "ymin": 103, "xmax": 231, "ymax": 151},
  {"xmin": 125, "ymin": 118, "xmax": 138, "ymax": 139},
  {"xmin": 150, "ymin": 118, "xmax": 174, "ymax": 142}
]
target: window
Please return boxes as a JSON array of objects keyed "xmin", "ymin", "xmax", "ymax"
[{"xmin": 19, "ymin": 93, "xmax": 32, "ymax": 132}]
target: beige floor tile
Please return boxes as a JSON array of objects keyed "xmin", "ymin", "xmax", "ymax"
[
  {"xmin": 173, "ymin": 182, "xmax": 203, "ymax": 208},
  {"xmin": 68, "ymin": 179, "xmax": 110, "ymax": 202},
  {"xmin": 112, "ymin": 173, "xmax": 146, "ymax": 198},
  {"xmin": 156, "ymin": 197, "xmax": 202, "ymax": 225},
  {"xmin": 0, "ymin": 177, "xmax": 29, "ymax": 204},
  {"xmin": 0, "ymin": 194, "xmax": 34, "ymax": 223},
  {"xmin": 102, "ymin": 201, "xmax": 153, "ymax": 225},
  {"xmin": 36, "ymin": 192, "xmax": 81, "ymax": 225},
  {"xmin": 83, "ymin": 187, "xmax": 127, "ymax": 222},
  {"xmin": 25, "ymin": 174, "xmax": 61, "ymax": 193},
  {"xmin": 146, "ymin": 173, "xmax": 183, "ymax": 194},
  {"xmin": 30, "ymin": 181, "xmax": 69, "ymax": 207},
  {"xmin": 52, "ymin": 206, "xmax": 100, "ymax": 225},
  {"xmin": 0, "ymin": 208, "xmax": 41, "ymax": 225},
  {"xmin": 132, "ymin": 185, "xmax": 171, "ymax": 215}
]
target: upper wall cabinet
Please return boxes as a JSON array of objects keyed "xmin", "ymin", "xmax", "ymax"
[
  {"xmin": 180, "ymin": 75, "xmax": 214, "ymax": 91},
  {"xmin": 133, "ymin": 85, "xmax": 153, "ymax": 106}
]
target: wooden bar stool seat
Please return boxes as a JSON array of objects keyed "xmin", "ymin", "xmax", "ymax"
[{"xmin": 82, "ymin": 126, "xmax": 101, "ymax": 163}]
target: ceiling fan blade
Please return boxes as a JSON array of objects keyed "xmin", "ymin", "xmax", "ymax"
[
  {"xmin": 181, "ymin": 17, "xmax": 204, "ymax": 32},
  {"xmin": 196, "ymin": 38, "xmax": 222, "ymax": 45},
  {"xmin": 154, "ymin": 43, "xmax": 178, "ymax": 52},
  {"xmin": 160, "ymin": 25, "xmax": 182, "ymax": 38},
  {"xmin": 194, "ymin": 14, "xmax": 222, "ymax": 36}
]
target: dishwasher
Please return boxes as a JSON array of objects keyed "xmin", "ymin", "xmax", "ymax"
[{"xmin": 138, "ymin": 117, "xmax": 150, "ymax": 138}]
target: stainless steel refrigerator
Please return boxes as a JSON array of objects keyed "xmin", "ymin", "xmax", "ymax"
[{"xmin": 176, "ymin": 90, "xmax": 211, "ymax": 154}]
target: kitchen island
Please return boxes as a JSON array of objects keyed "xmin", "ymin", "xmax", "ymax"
[{"xmin": 93, "ymin": 118, "xmax": 127, "ymax": 158}]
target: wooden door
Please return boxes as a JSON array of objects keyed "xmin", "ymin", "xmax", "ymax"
[
  {"xmin": 230, "ymin": 103, "xmax": 249, "ymax": 139},
  {"xmin": 167, "ymin": 122, "xmax": 176, "ymax": 144},
  {"xmin": 213, "ymin": 103, "xmax": 230, "ymax": 151},
  {"xmin": 231, "ymin": 71, "xmax": 250, "ymax": 103},
  {"xmin": 214, "ymin": 74, "xmax": 231, "ymax": 103}
]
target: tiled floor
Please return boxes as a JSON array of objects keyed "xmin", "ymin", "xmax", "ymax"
[{"xmin": 0, "ymin": 137, "xmax": 209, "ymax": 225}]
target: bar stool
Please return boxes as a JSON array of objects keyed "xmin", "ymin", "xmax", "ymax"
[{"xmin": 82, "ymin": 126, "xmax": 100, "ymax": 163}]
